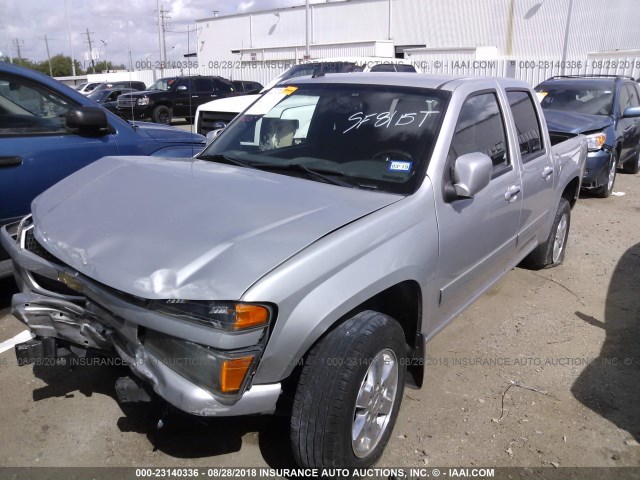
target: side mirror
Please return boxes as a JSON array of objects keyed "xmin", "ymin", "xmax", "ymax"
[
  {"xmin": 449, "ymin": 152, "xmax": 493, "ymax": 199},
  {"xmin": 622, "ymin": 106, "xmax": 640, "ymax": 119},
  {"xmin": 66, "ymin": 107, "xmax": 109, "ymax": 131},
  {"xmin": 177, "ymin": 85, "xmax": 188, "ymax": 92},
  {"xmin": 205, "ymin": 128, "xmax": 224, "ymax": 146}
]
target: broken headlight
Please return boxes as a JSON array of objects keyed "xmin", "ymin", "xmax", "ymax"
[
  {"xmin": 148, "ymin": 300, "xmax": 271, "ymax": 331},
  {"xmin": 144, "ymin": 329, "xmax": 259, "ymax": 397}
]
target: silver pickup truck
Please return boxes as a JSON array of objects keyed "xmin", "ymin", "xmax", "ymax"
[{"xmin": 1, "ymin": 74, "xmax": 586, "ymax": 469}]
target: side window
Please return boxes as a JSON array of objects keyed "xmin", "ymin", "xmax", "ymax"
[
  {"xmin": 213, "ymin": 78, "xmax": 234, "ymax": 94},
  {"xmin": 175, "ymin": 78, "xmax": 191, "ymax": 91},
  {"xmin": 396, "ymin": 64, "xmax": 417, "ymax": 73},
  {"xmin": 370, "ymin": 64, "xmax": 396, "ymax": 72},
  {"xmin": 618, "ymin": 84, "xmax": 631, "ymax": 114},
  {"xmin": 0, "ymin": 73, "xmax": 76, "ymax": 136},
  {"xmin": 449, "ymin": 92, "xmax": 509, "ymax": 173},
  {"xmin": 506, "ymin": 90, "xmax": 544, "ymax": 162},
  {"xmin": 193, "ymin": 78, "xmax": 214, "ymax": 92},
  {"xmin": 105, "ymin": 91, "xmax": 120, "ymax": 102},
  {"xmin": 626, "ymin": 84, "xmax": 639, "ymax": 108}
]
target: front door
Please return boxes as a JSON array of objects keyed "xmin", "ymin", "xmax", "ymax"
[{"xmin": 434, "ymin": 91, "xmax": 523, "ymax": 324}]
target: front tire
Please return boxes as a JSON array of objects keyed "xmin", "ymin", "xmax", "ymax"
[
  {"xmin": 622, "ymin": 147, "xmax": 640, "ymax": 174},
  {"xmin": 290, "ymin": 311, "xmax": 407, "ymax": 469},
  {"xmin": 520, "ymin": 198, "xmax": 571, "ymax": 270},
  {"xmin": 152, "ymin": 105, "xmax": 172, "ymax": 125},
  {"xmin": 597, "ymin": 152, "xmax": 618, "ymax": 197}
]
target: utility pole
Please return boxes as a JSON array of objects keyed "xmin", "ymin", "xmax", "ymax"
[
  {"xmin": 13, "ymin": 39, "xmax": 23, "ymax": 62},
  {"xmin": 156, "ymin": 0, "xmax": 163, "ymax": 71},
  {"xmin": 84, "ymin": 28, "xmax": 95, "ymax": 72},
  {"xmin": 160, "ymin": 6, "xmax": 170, "ymax": 68},
  {"xmin": 44, "ymin": 35, "xmax": 53, "ymax": 76},
  {"xmin": 64, "ymin": 0, "xmax": 76, "ymax": 77},
  {"xmin": 305, "ymin": 0, "xmax": 310, "ymax": 59}
]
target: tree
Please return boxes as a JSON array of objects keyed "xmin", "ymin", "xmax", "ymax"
[
  {"xmin": 1, "ymin": 54, "xmax": 84, "ymax": 77},
  {"xmin": 85, "ymin": 60, "xmax": 125, "ymax": 74}
]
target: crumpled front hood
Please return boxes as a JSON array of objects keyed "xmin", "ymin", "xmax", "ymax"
[
  {"xmin": 135, "ymin": 121, "xmax": 206, "ymax": 144},
  {"xmin": 32, "ymin": 156, "xmax": 400, "ymax": 300},
  {"xmin": 543, "ymin": 109, "xmax": 613, "ymax": 135}
]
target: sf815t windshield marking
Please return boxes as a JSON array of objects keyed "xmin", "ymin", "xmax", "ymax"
[{"xmin": 199, "ymin": 84, "xmax": 449, "ymax": 195}]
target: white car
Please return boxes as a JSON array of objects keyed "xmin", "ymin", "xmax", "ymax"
[
  {"xmin": 195, "ymin": 57, "xmax": 419, "ymax": 135},
  {"xmin": 75, "ymin": 82, "xmax": 101, "ymax": 95}
]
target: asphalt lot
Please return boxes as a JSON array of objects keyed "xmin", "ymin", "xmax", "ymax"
[{"xmin": 0, "ymin": 167, "xmax": 638, "ymax": 470}]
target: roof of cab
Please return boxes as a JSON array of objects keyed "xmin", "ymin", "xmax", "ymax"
[{"xmin": 282, "ymin": 72, "xmax": 531, "ymax": 91}]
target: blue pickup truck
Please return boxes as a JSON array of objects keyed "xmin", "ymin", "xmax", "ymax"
[{"xmin": 0, "ymin": 62, "xmax": 206, "ymax": 276}]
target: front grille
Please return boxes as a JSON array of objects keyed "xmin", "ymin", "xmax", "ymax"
[
  {"xmin": 117, "ymin": 97, "xmax": 137, "ymax": 109},
  {"xmin": 199, "ymin": 111, "xmax": 237, "ymax": 135},
  {"xmin": 24, "ymin": 229, "xmax": 58, "ymax": 263},
  {"xmin": 31, "ymin": 272, "xmax": 80, "ymax": 296}
]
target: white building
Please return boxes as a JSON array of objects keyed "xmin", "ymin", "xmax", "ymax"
[{"xmin": 193, "ymin": 0, "xmax": 640, "ymax": 86}]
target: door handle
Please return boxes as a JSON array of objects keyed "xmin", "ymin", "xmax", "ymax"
[
  {"xmin": 505, "ymin": 184, "xmax": 521, "ymax": 202},
  {"xmin": 542, "ymin": 165, "xmax": 554, "ymax": 180},
  {"xmin": 0, "ymin": 156, "xmax": 22, "ymax": 167}
]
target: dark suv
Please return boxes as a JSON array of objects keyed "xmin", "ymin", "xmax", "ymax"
[
  {"xmin": 116, "ymin": 76, "xmax": 237, "ymax": 125},
  {"xmin": 536, "ymin": 75, "xmax": 640, "ymax": 197}
]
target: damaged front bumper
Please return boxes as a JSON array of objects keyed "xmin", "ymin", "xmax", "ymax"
[{"xmin": 1, "ymin": 218, "xmax": 281, "ymax": 417}]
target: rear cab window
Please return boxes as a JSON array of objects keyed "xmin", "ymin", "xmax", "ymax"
[{"xmin": 506, "ymin": 90, "xmax": 544, "ymax": 163}]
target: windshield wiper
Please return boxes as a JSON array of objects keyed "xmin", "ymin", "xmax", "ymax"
[
  {"xmin": 198, "ymin": 153, "xmax": 257, "ymax": 169},
  {"xmin": 198, "ymin": 155, "xmax": 349, "ymax": 187},
  {"xmin": 257, "ymin": 162, "xmax": 350, "ymax": 187}
]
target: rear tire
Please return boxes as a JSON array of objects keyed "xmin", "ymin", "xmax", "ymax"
[
  {"xmin": 290, "ymin": 311, "xmax": 407, "ymax": 469},
  {"xmin": 622, "ymin": 147, "xmax": 640, "ymax": 174},
  {"xmin": 520, "ymin": 198, "xmax": 571, "ymax": 270},
  {"xmin": 597, "ymin": 152, "xmax": 618, "ymax": 197},
  {"xmin": 152, "ymin": 105, "xmax": 172, "ymax": 125}
]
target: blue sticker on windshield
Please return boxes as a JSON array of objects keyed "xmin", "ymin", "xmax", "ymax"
[{"xmin": 388, "ymin": 160, "xmax": 413, "ymax": 173}]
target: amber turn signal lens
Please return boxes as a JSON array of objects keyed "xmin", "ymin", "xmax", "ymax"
[
  {"xmin": 220, "ymin": 356, "xmax": 254, "ymax": 393},
  {"xmin": 234, "ymin": 304, "xmax": 269, "ymax": 330}
]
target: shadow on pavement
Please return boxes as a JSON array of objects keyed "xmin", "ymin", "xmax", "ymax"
[
  {"xmin": 0, "ymin": 276, "xmax": 18, "ymax": 310},
  {"xmin": 30, "ymin": 357, "xmax": 295, "ymax": 466},
  {"xmin": 572, "ymin": 241, "xmax": 640, "ymax": 441}
]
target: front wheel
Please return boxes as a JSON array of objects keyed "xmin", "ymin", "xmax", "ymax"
[
  {"xmin": 152, "ymin": 105, "xmax": 172, "ymax": 125},
  {"xmin": 622, "ymin": 147, "xmax": 640, "ymax": 174},
  {"xmin": 597, "ymin": 152, "xmax": 618, "ymax": 197},
  {"xmin": 290, "ymin": 311, "xmax": 407, "ymax": 469},
  {"xmin": 520, "ymin": 198, "xmax": 571, "ymax": 270}
]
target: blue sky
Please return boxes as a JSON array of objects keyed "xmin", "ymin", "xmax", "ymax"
[{"xmin": 0, "ymin": 0, "xmax": 309, "ymax": 68}]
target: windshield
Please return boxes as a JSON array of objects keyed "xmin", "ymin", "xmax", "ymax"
[
  {"xmin": 199, "ymin": 83, "xmax": 449, "ymax": 195},
  {"xmin": 537, "ymin": 83, "xmax": 614, "ymax": 116},
  {"xmin": 150, "ymin": 78, "xmax": 176, "ymax": 91}
]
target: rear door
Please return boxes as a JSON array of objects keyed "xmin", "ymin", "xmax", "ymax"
[
  {"xmin": 505, "ymin": 89, "xmax": 555, "ymax": 251},
  {"xmin": 435, "ymin": 91, "xmax": 523, "ymax": 323}
]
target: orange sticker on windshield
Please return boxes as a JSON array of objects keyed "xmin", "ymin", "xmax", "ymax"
[{"xmin": 282, "ymin": 86, "xmax": 298, "ymax": 95}]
